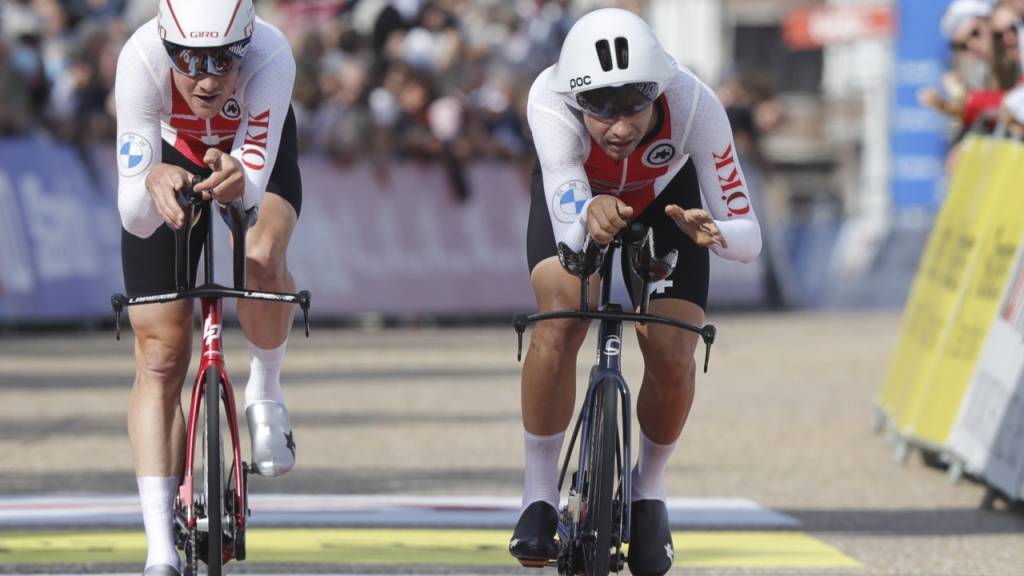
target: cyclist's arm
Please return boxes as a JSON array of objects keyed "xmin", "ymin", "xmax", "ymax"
[
  {"xmin": 528, "ymin": 90, "xmax": 593, "ymax": 252},
  {"xmin": 228, "ymin": 42, "xmax": 295, "ymax": 211},
  {"xmin": 114, "ymin": 37, "xmax": 165, "ymax": 239},
  {"xmin": 683, "ymin": 83, "xmax": 762, "ymax": 263}
]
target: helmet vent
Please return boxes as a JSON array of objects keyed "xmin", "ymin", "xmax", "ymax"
[
  {"xmin": 614, "ymin": 37, "xmax": 629, "ymax": 69},
  {"xmin": 595, "ymin": 39, "xmax": 613, "ymax": 72}
]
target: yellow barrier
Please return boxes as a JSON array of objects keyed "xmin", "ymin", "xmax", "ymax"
[
  {"xmin": 906, "ymin": 140, "xmax": 1024, "ymax": 444},
  {"xmin": 881, "ymin": 135, "xmax": 1024, "ymax": 450},
  {"xmin": 879, "ymin": 136, "xmax": 998, "ymax": 433}
]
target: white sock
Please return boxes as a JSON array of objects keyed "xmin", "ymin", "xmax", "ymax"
[
  {"xmin": 137, "ymin": 476, "xmax": 180, "ymax": 570},
  {"xmin": 631, "ymin": 431, "xmax": 677, "ymax": 502},
  {"xmin": 245, "ymin": 339, "xmax": 287, "ymax": 407},
  {"xmin": 522, "ymin": 430, "xmax": 565, "ymax": 511}
]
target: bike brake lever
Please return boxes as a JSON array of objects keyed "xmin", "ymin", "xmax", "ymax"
[
  {"xmin": 298, "ymin": 290, "xmax": 312, "ymax": 337},
  {"xmin": 111, "ymin": 294, "xmax": 126, "ymax": 341},
  {"xmin": 513, "ymin": 314, "xmax": 528, "ymax": 362},
  {"xmin": 701, "ymin": 324, "xmax": 717, "ymax": 373}
]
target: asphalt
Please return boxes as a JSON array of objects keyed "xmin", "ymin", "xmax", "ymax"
[{"xmin": 1, "ymin": 311, "xmax": 1022, "ymax": 574}]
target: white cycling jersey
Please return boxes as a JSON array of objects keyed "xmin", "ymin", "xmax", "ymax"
[
  {"xmin": 114, "ymin": 17, "xmax": 295, "ymax": 238},
  {"xmin": 527, "ymin": 63, "xmax": 762, "ymax": 263}
]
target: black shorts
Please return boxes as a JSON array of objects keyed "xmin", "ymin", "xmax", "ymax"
[
  {"xmin": 121, "ymin": 105, "xmax": 302, "ymax": 296},
  {"xmin": 526, "ymin": 158, "xmax": 709, "ymax": 310}
]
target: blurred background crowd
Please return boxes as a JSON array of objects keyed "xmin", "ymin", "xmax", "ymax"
[
  {"xmin": 0, "ymin": 0, "xmax": 784, "ymax": 186},
  {"xmin": 920, "ymin": 0, "xmax": 1024, "ymax": 159}
]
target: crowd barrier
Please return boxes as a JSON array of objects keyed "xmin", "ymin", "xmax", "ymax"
[
  {"xmin": 0, "ymin": 138, "xmax": 774, "ymax": 324},
  {"xmin": 879, "ymin": 134, "xmax": 1024, "ymax": 503}
]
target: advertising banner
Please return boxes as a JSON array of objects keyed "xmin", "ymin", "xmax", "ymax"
[
  {"xmin": 880, "ymin": 136, "xmax": 996, "ymax": 429},
  {"xmin": 1, "ymin": 145, "xmax": 774, "ymax": 322},
  {"xmin": 906, "ymin": 141, "xmax": 1024, "ymax": 444},
  {"xmin": 947, "ymin": 245, "xmax": 1024, "ymax": 497},
  {"xmin": 0, "ymin": 139, "xmax": 122, "ymax": 322},
  {"xmin": 889, "ymin": 0, "xmax": 951, "ymax": 213}
]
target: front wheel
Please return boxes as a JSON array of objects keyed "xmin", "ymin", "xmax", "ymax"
[
  {"xmin": 580, "ymin": 378, "xmax": 619, "ymax": 575},
  {"xmin": 203, "ymin": 368, "xmax": 224, "ymax": 575}
]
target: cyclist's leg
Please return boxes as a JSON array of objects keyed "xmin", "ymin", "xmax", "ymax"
[
  {"xmin": 625, "ymin": 159, "xmax": 708, "ymax": 576},
  {"xmin": 513, "ymin": 160, "xmax": 597, "ymax": 562},
  {"xmin": 237, "ymin": 105, "xmax": 301, "ymax": 477},
  {"xmin": 129, "ymin": 303, "xmax": 192, "ymax": 576},
  {"xmin": 122, "ymin": 207, "xmax": 207, "ymax": 574}
]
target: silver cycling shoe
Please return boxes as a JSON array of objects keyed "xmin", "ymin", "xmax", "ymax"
[
  {"xmin": 245, "ymin": 401, "xmax": 296, "ymax": 477},
  {"xmin": 143, "ymin": 564, "xmax": 180, "ymax": 576}
]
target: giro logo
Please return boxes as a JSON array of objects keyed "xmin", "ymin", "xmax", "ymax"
[
  {"xmin": 190, "ymin": 31, "xmax": 220, "ymax": 38},
  {"xmin": 712, "ymin": 144, "xmax": 751, "ymax": 217},
  {"xmin": 203, "ymin": 317, "xmax": 222, "ymax": 347},
  {"xmin": 241, "ymin": 109, "xmax": 271, "ymax": 170},
  {"xmin": 642, "ymin": 140, "xmax": 676, "ymax": 168},
  {"xmin": 569, "ymin": 75, "xmax": 592, "ymax": 90},
  {"xmin": 604, "ymin": 336, "xmax": 621, "ymax": 356}
]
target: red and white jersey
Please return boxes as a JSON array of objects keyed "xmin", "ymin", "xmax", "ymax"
[
  {"xmin": 527, "ymin": 63, "xmax": 761, "ymax": 263},
  {"xmin": 114, "ymin": 17, "xmax": 295, "ymax": 238}
]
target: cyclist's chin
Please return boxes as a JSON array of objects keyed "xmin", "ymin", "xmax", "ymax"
[
  {"xmin": 189, "ymin": 95, "xmax": 225, "ymax": 119},
  {"xmin": 601, "ymin": 141, "xmax": 637, "ymax": 160}
]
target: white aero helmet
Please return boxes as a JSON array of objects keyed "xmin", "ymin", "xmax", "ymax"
[
  {"xmin": 158, "ymin": 0, "xmax": 255, "ymax": 76},
  {"xmin": 548, "ymin": 8, "xmax": 676, "ymax": 118},
  {"xmin": 158, "ymin": 0, "xmax": 255, "ymax": 48}
]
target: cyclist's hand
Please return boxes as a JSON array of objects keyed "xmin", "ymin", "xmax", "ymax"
[
  {"xmin": 666, "ymin": 205, "xmax": 728, "ymax": 249},
  {"xmin": 145, "ymin": 163, "xmax": 193, "ymax": 230},
  {"xmin": 586, "ymin": 195, "xmax": 633, "ymax": 245},
  {"xmin": 195, "ymin": 148, "xmax": 245, "ymax": 204}
]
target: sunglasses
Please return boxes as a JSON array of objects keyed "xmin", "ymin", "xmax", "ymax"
[
  {"xmin": 576, "ymin": 82, "xmax": 658, "ymax": 120},
  {"xmin": 163, "ymin": 39, "xmax": 250, "ymax": 78}
]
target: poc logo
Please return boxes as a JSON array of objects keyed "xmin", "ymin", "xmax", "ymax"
[
  {"xmin": 190, "ymin": 31, "xmax": 220, "ymax": 39},
  {"xmin": 569, "ymin": 76, "xmax": 592, "ymax": 90}
]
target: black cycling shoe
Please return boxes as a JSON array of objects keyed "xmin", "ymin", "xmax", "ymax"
[
  {"xmin": 627, "ymin": 499, "xmax": 675, "ymax": 576},
  {"xmin": 509, "ymin": 501, "xmax": 559, "ymax": 567}
]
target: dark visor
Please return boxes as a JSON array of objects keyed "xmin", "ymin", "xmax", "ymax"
[
  {"xmin": 163, "ymin": 39, "xmax": 250, "ymax": 78},
  {"xmin": 575, "ymin": 82, "xmax": 658, "ymax": 119}
]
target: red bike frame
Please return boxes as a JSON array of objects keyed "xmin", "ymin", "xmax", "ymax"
[
  {"xmin": 180, "ymin": 296, "xmax": 245, "ymax": 564},
  {"xmin": 111, "ymin": 193, "xmax": 310, "ymax": 570}
]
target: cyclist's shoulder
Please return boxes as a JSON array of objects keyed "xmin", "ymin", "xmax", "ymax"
[
  {"xmin": 116, "ymin": 18, "xmax": 165, "ymax": 86},
  {"xmin": 527, "ymin": 66, "xmax": 580, "ymax": 128}
]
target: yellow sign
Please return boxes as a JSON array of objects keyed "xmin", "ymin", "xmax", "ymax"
[
  {"xmin": 907, "ymin": 140, "xmax": 1024, "ymax": 444},
  {"xmin": 880, "ymin": 136, "xmax": 996, "ymax": 431}
]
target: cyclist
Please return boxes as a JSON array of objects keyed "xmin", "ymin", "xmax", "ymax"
[
  {"xmin": 114, "ymin": 1, "xmax": 301, "ymax": 574},
  {"xmin": 510, "ymin": 8, "xmax": 761, "ymax": 575}
]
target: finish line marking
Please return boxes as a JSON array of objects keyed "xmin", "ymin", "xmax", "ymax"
[{"xmin": 0, "ymin": 528, "xmax": 860, "ymax": 568}]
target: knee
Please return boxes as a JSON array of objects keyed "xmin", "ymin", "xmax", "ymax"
[
  {"xmin": 529, "ymin": 318, "xmax": 589, "ymax": 357},
  {"xmin": 135, "ymin": 338, "xmax": 190, "ymax": 394},
  {"xmin": 245, "ymin": 241, "xmax": 287, "ymax": 287},
  {"xmin": 645, "ymin": 347, "xmax": 696, "ymax": 390}
]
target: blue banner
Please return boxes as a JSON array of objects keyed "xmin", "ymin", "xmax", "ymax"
[
  {"xmin": 890, "ymin": 0, "xmax": 952, "ymax": 212},
  {"xmin": 0, "ymin": 138, "xmax": 123, "ymax": 322}
]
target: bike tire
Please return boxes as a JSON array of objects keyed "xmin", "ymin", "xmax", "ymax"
[
  {"xmin": 204, "ymin": 369, "xmax": 224, "ymax": 576},
  {"xmin": 581, "ymin": 378, "xmax": 618, "ymax": 576}
]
